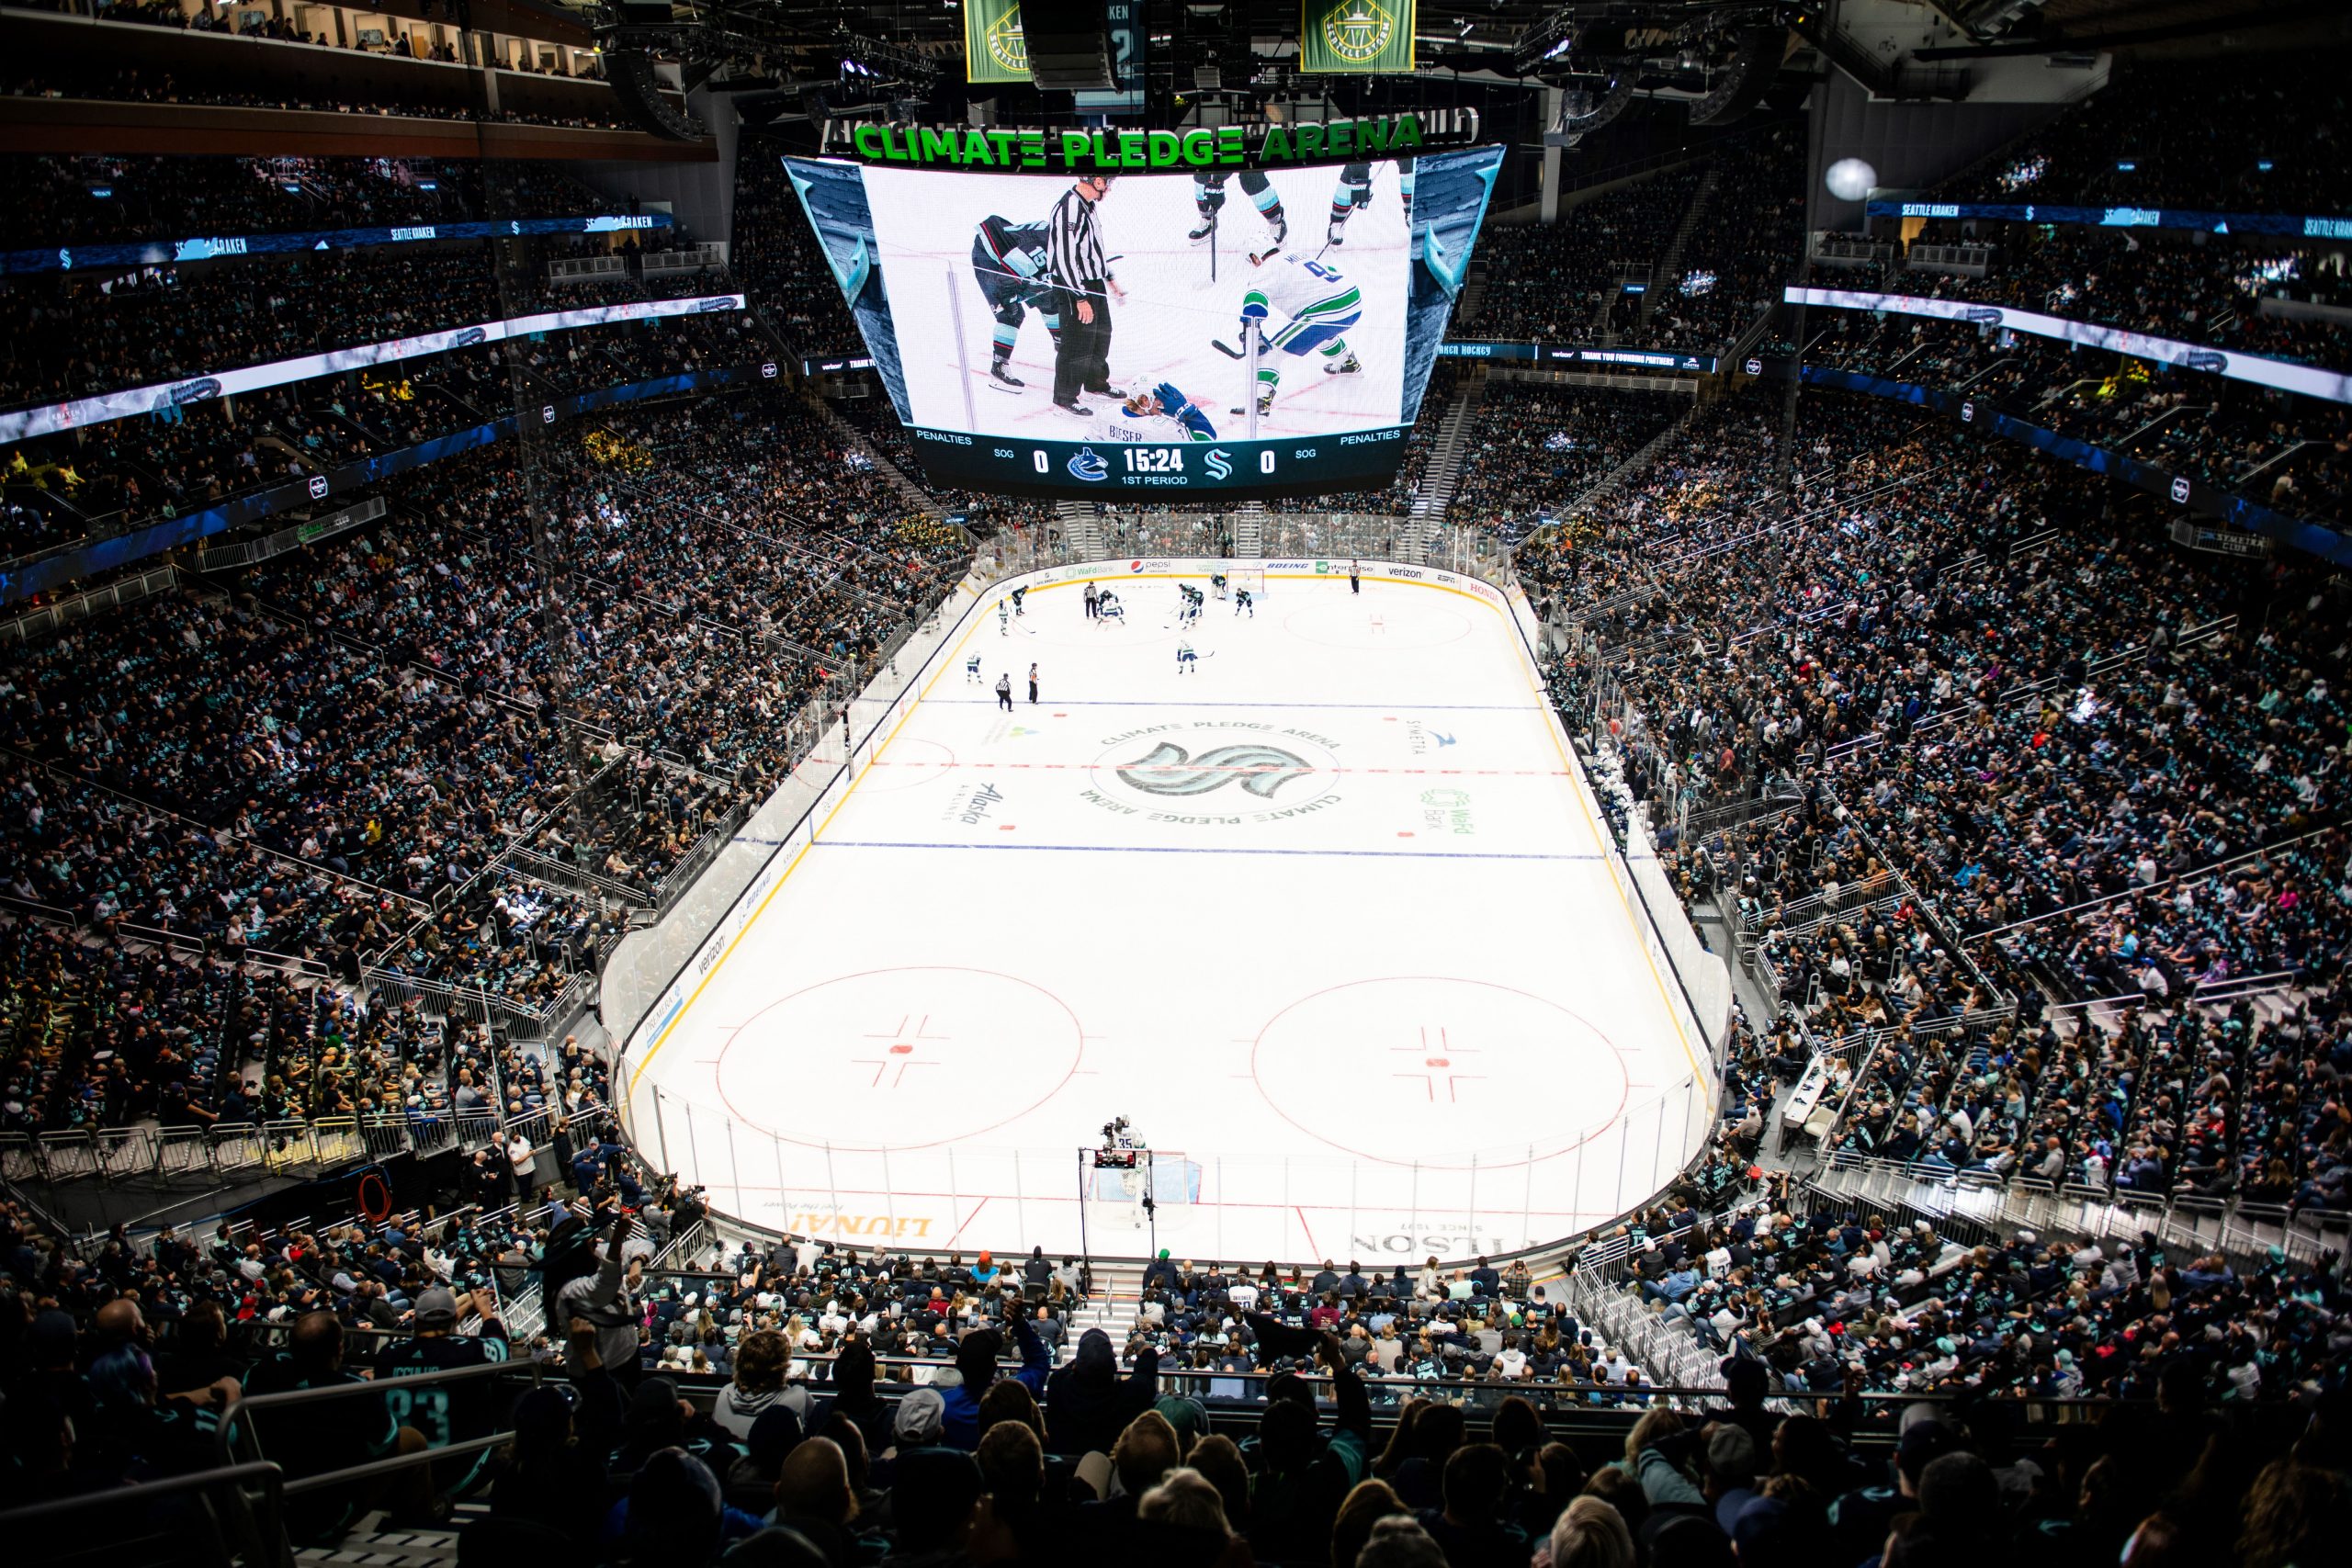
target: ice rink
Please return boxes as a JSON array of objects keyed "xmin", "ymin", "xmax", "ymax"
[
  {"xmin": 861, "ymin": 163, "xmax": 1411, "ymax": 443},
  {"xmin": 625, "ymin": 566, "xmax": 1714, "ymax": 1263}
]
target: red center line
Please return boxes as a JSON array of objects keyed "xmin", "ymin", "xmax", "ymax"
[{"xmin": 852, "ymin": 761, "xmax": 1572, "ymax": 776}]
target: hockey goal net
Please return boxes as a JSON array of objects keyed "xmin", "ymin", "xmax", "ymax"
[
  {"xmin": 1228, "ymin": 566, "xmax": 1265, "ymax": 599},
  {"xmin": 1083, "ymin": 1150, "xmax": 1202, "ymax": 1236}
]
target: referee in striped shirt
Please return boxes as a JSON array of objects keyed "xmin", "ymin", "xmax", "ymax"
[{"xmin": 1045, "ymin": 173, "xmax": 1125, "ymax": 415}]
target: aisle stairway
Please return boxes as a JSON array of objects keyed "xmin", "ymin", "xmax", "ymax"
[
  {"xmin": 1057, "ymin": 500, "xmax": 1106, "ymax": 559},
  {"xmin": 1413, "ymin": 375, "xmax": 1486, "ymax": 525},
  {"xmin": 823, "ymin": 405, "xmax": 945, "ymax": 523},
  {"xmin": 1641, "ymin": 168, "xmax": 1720, "ymax": 327},
  {"xmin": 1231, "ymin": 503, "xmax": 1265, "ymax": 558}
]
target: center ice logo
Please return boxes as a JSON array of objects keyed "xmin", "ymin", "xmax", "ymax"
[{"xmin": 1116, "ymin": 741, "xmax": 1312, "ymax": 799}]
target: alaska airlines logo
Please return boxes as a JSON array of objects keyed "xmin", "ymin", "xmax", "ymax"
[
  {"xmin": 1116, "ymin": 741, "xmax": 1312, "ymax": 799},
  {"xmin": 1069, "ymin": 446, "xmax": 1109, "ymax": 481},
  {"xmin": 1962, "ymin": 306, "xmax": 2004, "ymax": 325}
]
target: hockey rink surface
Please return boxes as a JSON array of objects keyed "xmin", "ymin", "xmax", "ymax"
[{"xmin": 626, "ymin": 567, "xmax": 1711, "ymax": 1263}]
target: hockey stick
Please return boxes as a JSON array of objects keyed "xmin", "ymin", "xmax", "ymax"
[{"xmin": 1211, "ymin": 338, "xmax": 1245, "ymax": 360}]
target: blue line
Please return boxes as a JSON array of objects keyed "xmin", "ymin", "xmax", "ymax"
[
  {"xmin": 809, "ymin": 839, "xmax": 1600, "ymax": 863},
  {"xmin": 924, "ymin": 699, "xmax": 1543, "ymax": 711}
]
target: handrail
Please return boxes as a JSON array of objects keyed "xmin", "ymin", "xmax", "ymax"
[
  {"xmin": 0, "ymin": 1458, "xmax": 290, "ymax": 1563},
  {"xmin": 216, "ymin": 1358, "xmax": 545, "ymax": 1467}
]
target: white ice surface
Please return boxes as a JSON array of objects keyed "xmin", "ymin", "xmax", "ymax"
[{"xmin": 628, "ymin": 570, "xmax": 1711, "ymax": 1263}]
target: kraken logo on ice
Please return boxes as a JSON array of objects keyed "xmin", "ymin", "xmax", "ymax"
[{"xmin": 1116, "ymin": 741, "xmax": 1312, "ymax": 800}]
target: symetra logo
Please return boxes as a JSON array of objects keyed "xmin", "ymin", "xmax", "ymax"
[
  {"xmin": 1203, "ymin": 448, "xmax": 1232, "ymax": 480},
  {"xmin": 167, "ymin": 378, "xmax": 223, "ymax": 405},
  {"xmin": 1068, "ymin": 447, "xmax": 1109, "ymax": 481},
  {"xmin": 1963, "ymin": 306, "xmax": 2004, "ymax": 326},
  {"xmin": 2184, "ymin": 349, "xmax": 2229, "ymax": 373}
]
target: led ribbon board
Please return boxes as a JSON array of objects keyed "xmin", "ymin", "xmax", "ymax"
[
  {"xmin": 0, "ymin": 295, "xmax": 749, "ymax": 443},
  {"xmin": 1783, "ymin": 286, "xmax": 2352, "ymax": 406},
  {"xmin": 3, "ymin": 214, "xmax": 673, "ymax": 277}
]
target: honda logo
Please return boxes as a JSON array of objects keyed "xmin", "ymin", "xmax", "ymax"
[
  {"xmin": 2170, "ymin": 476, "xmax": 2191, "ymax": 503},
  {"xmin": 307, "ymin": 475, "xmax": 330, "ymax": 499}
]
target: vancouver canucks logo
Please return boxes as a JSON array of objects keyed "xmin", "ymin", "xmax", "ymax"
[
  {"xmin": 1068, "ymin": 446, "xmax": 1109, "ymax": 481},
  {"xmin": 986, "ymin": 5, "xmax": 1028, "ymax": 74},
  {"xmin": 1118, "ymin": 742, "xmax": 1312, "ymax": 799},
  {"xmin": 1322, "ymin": 0, "xmax": 1396, "ymax": 66}
]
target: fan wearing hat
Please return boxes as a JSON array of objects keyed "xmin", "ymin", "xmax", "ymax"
[{"xmin": 370, "ymin": 1285, "xmax": 511, "ymax": 1496}]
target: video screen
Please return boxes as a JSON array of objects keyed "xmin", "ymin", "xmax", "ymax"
[{"xmin": 784, "ymin": 146, "xmax": 1503, "ymax": 497}]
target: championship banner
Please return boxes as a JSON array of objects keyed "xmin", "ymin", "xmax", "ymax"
[
  {"xmin": 1303, "ymin": 0, "xmax": 1415, "ymax": 74},
  {"xmin": 964, "ymin": 0, "xmax": 1028, "ymax": 85}
]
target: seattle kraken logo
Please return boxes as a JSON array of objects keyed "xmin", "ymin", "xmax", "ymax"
[{"xmin": 1117, "ymin": 741, "xmax": 1312, "ymax": 799}]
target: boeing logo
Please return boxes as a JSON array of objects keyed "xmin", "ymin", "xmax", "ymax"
[
  {"xmin": 1068, "ymin": 446, "xmax": 1109, "ymax": 481},
  {"xmin": 1203, "ymin": 447, "xmax": 1232, "ymax": 480}
]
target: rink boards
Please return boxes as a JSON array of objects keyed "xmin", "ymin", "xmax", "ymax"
[{"xmin": 618, "ymin": 558, "xmax": 1718, "ymax": 1263}]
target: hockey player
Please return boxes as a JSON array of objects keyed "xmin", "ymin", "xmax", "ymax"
[
  {"xmin": 1176, "ymin": 641, "xmax": 1199, "ymax": 675},
  {"xmin": 1325, "ymin": 156, "xmax": 1416, "ymax": 247},
  {"xmin": 1122, "ymin": 381, "xmax": 1216, "ymax": 442},
  {"xmin": 1189, "ymin": 170, "xmax": 1288, "ymax": 246},
  {"xmin": 966, "ymin": 651, "xmax": 984, "ymax": 682},
  {"xmin": 1231, "ymin": 252, "xmax": 1363, "ymax": 420},
  {"xmin": 971, "ymin": 213, "xmax": 1060, "ymax": 391},
  {"xmin": 1235, "ymin": 588, "xmax": 1255, "ymax": 617},
  {"xmin": 1011, "ymin": 585, "xmax": 1028, "ymax": 616},
  {"xmin": 1210, "ymin": 571, "xmax": 1229, "ymax": 600},
  {"xmin": 998, "ymin": 599, "xmax": 1011, "ymax": 636},
  {"xmin": 1097, "ymin": 590, "xmax": 1125, "ymax": 625}
]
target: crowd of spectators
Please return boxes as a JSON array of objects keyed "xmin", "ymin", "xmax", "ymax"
[
  {"xmin": 1467, "ymin": 166, "xmax": 1707, "ymax": 344},
  {"xmin": 1792, "ymin": 303, "xmax": 2352, "ymax": 528},
  {"xmin": 1648, "ymin": 126, "xmax": 1807, "ymax": 354},
  {"xmin": 6, "ymin": 1169, "xmax": 2351, "ymax": 1566},
  {"xmin": 0, "ymin": 236, "xmax": 743, "ymax": 412},
  {"xmin": 1527, "ymin": 385, "xmax": 2349, "ymax": 1212},
  {"xmin": 1464, "ymin": 121, "xmax": 1804, "ymax": 356},
  {"xmin": 9, "ymin": 152, "xmax": 616, "ymax": 247},
  {"xmin": 0, "ymin": 389, "xmax": 967, "ymax": 1131},
  {"xmin": 1949, "ymin": 54, "xmax": 2352, "ymax": 213},
  {"xmin": 732, "ymin": 147, "xmax": 865, "ymax": 357},
  {"xmin": 1451, "ymin": 383, "xmax": 1688, "ymax": 528}
]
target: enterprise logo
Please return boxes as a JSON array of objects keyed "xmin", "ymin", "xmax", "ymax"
[{"xmin": 1068, "ymin": 446, "xmax": 1109, "ymax": 481}]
